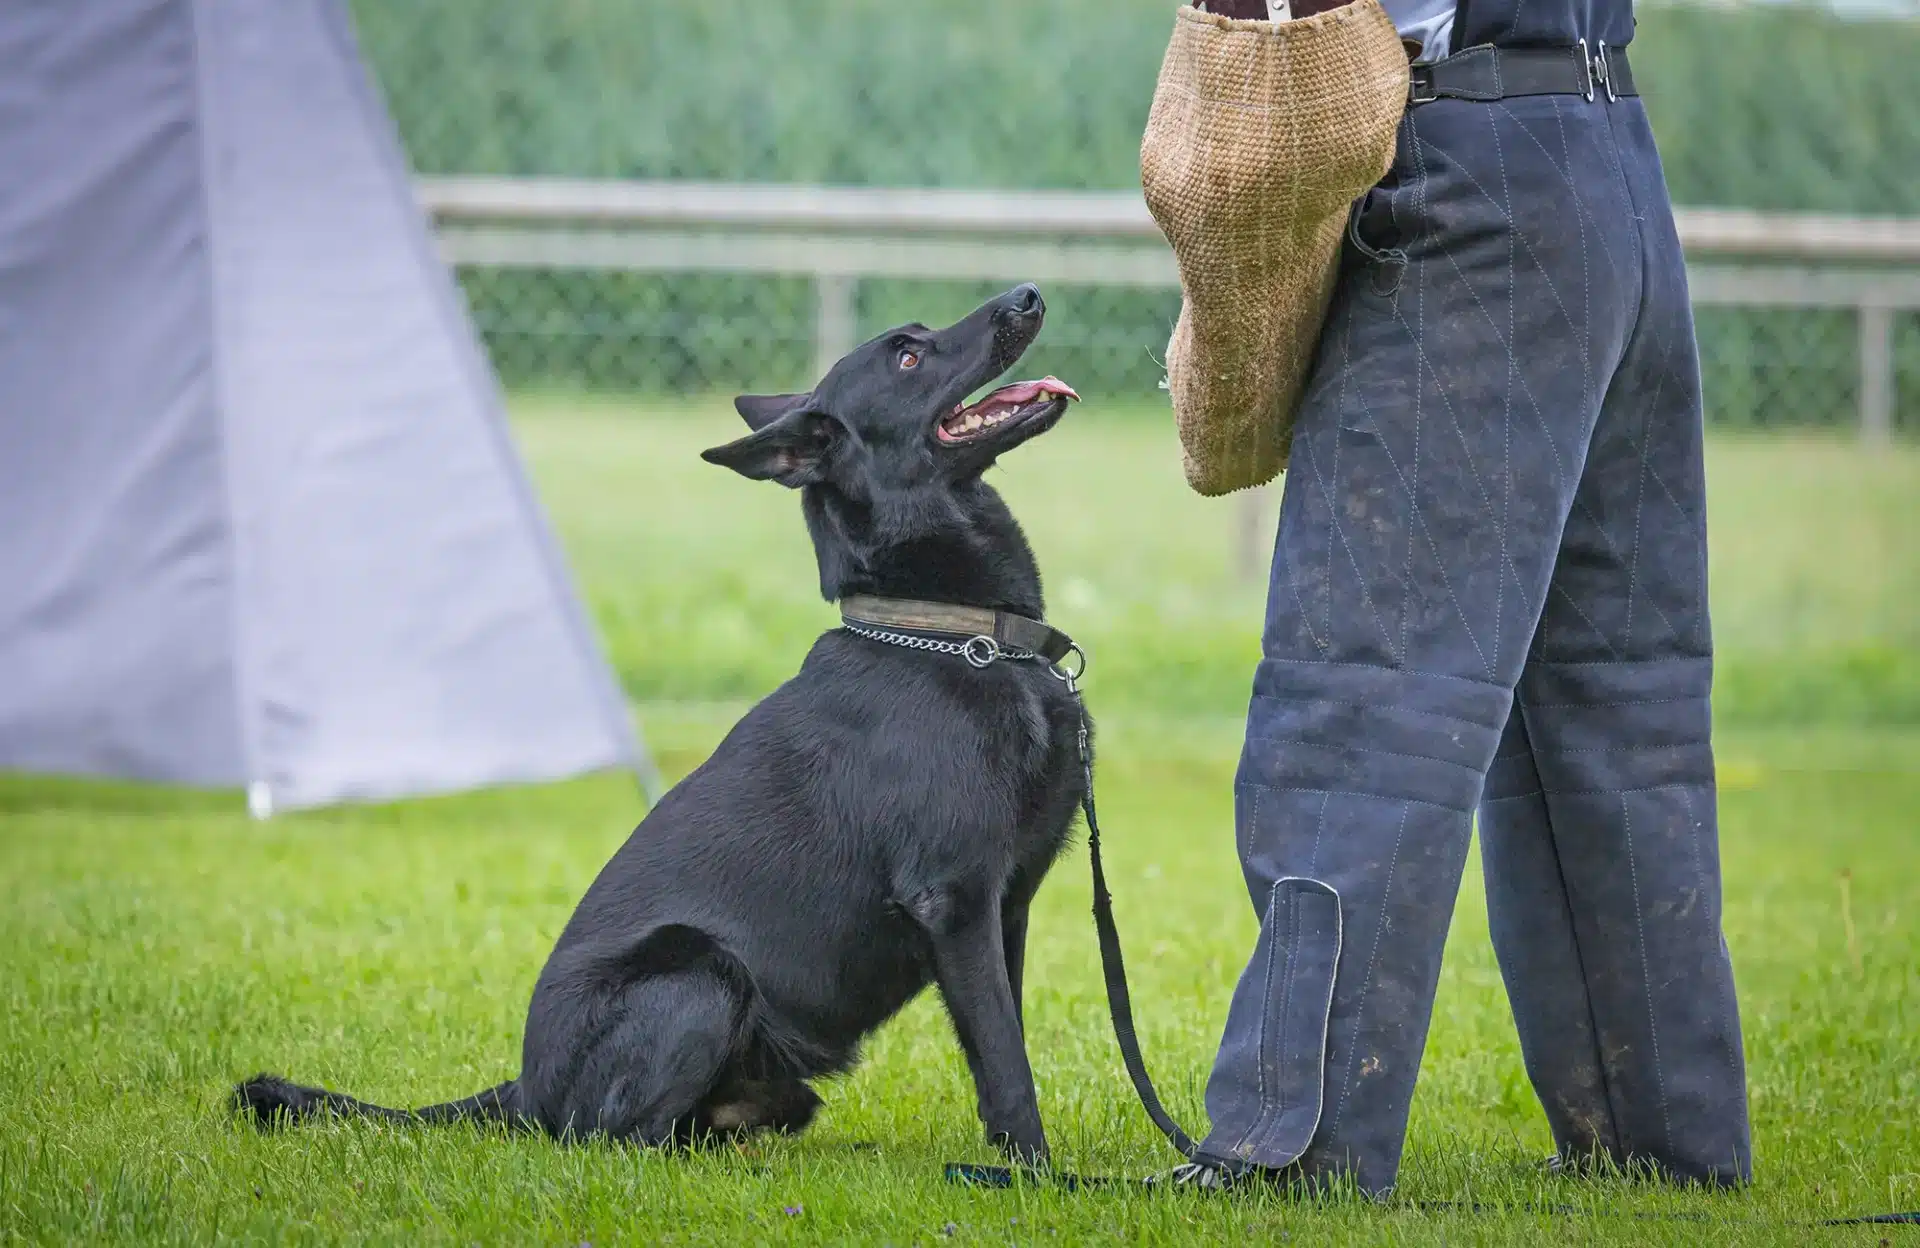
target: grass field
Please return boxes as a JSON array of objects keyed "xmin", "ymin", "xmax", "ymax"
[{"xmin": 3, "ymin": 399, "xmax": 1917, "ymax": 1244}]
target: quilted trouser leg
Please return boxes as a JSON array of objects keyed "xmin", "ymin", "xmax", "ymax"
[
  {"xmin": 1477, "ymin": 100, "xmax": 1752, "ymax": 1187},
  {"xmin": 1482, "ymin": 669, "xmax": 1750, "ymax": 1185},
  {"xmin": 1199, "ymin": 98, "xmax": 1654, "ymax": 1195},
  {"xmin": 1205, "ymin": 670, "xmax": 1511, "ymax": 1193}
]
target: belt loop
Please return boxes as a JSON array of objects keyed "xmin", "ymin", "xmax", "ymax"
[{"xmin": 1576, "ymin": 38, "xmax": 1594, "ymax": 102}]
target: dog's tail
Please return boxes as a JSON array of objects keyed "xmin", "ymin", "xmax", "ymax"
[{"xmin": 231, "ymin": 1073, "xmax": 524, "ymax": 1131}]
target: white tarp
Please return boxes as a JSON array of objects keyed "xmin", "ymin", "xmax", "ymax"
[{"xmin": 0, "ymin": 0, "xmax": 654, "ymax": 811}]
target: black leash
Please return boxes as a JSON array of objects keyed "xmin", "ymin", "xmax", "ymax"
[
  {"xmin": 835, "ymin": 597, "xmax": 1916, "ymax": 1226},
  {"xmin": 1072, "ymin": 701, "xmax": 1202, "ymax": 1162}
]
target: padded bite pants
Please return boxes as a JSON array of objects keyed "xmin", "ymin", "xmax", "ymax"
[{"xmin": 1199, "ymin": 87, "xmax": 1752, "ymax": 1195}]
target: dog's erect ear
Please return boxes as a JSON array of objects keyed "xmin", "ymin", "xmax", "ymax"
[
  {"xmin": 732, "ymin": 392, "xmax": 812, "ymax": 432},
  {"xmin": 701, "ymin": 408, "xmax": 838, "ymax": 487}
]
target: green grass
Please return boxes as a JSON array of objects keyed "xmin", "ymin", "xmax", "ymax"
[
  {"xmin": 3, "ymin": 402, "xmax": 1918, "ymax": 1244},
  {"xmin": 540, "ymin": 396, "xmax": 1920, "ymax": 722}
]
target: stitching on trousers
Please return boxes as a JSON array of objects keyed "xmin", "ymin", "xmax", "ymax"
[
  {"xmin": 1677, "ymin": 785, "xmax": 1745, "ymax": 1101},
  {"xmin": 1377, "ymin": 301, "xmax": 1620, "ymax": 656},
  {"xmin": 1550, "ymin": 91, "xmax": 1600, "ymax": 661},
  {"xmin": 1412, "ymin": 134, "xmax": 1573, "ymax": 489},
  {"xmin": 1252, "ymin": 657, "xmax": 1509, "ymax": 691},
  {"xmin": 1331, "ymin": 285, "xmax": 1349, "ymax": 655},
  {"xmin": 1246, "ymin": 732, "xmax": 1490, "ymax": 773},
  {"xmin": 1524, "ymin": 742, "xmax": 1708, "ymax": 756},
  {"xmin": 1300, "ymin": 409, "xmax": 1400, "ymax": 660},
  {"xmin": 1538, "ymin": 782, "xmax": 1711, "ymax": 798},
  {"xmin": 1527, "ymin": 650, "xmax": 1708, "ymax": 668},
  {"xmin": 1522, "ymin": 696, "xmax": 1702, "ymax": 709},
  {"xmin": 1418, "ymin": 120, "xmax": 1655, "ymax": 607},
  {"xmin": 1307, "ymin": 790, "xmax": 1330, "ymax": 876},
  {"xmin": 1491, "ymin": 101, "xmax": 1514, "ymax": 673},
  {"xmin": 1417, "ymin": 129, "xmax": 1594, "ymax": 402},
  {"xmin": 1238, "ymin": 784, "xmax": 1261, "ymax": 867},
  {"xmin": 1550, "ymin": 137, "xmax": 1687, "ymax": 660},
  {"xmin": 1248, "ymin": 699, "xmax": 1507, "ymax": 732},
  {"xmin": 1518, "ymin": 698, "xmax": 1627, "ymax": 1157},
  {"xmin": 1405, "ymin": 118, "xmax": 1429, "ymax": 670},
  {"xmin": 1241, "ymin": 783, "xmax": 1475, "ymax": 815},
  {"xmin": 1261, "ymin": 890, "xmax": 1305, "ymax": 1154},
  {"xmin": 1618, "ymin": 297, "xmax": 1682, "ymax": 654},
  {"xmin": 1414, "ymin": 128, "xmax": 1667, "ymax": 617},
  {"xmin": 1622, "ymin": 797, "xmax": 1675, "ymax": 1155},
  {"xmin": 1331, "ymin": 396, "xmax": 1493, "ymax": 678},
  {"xmin": 1638, "ymin": 438, "xmax": 1711, "ymax": 653},
  {"xmin": 1546, "ymin": 582, "xmax": 1626, "ymax": 662},
  {"xmin": 1234, "ymin": 879, "xmax": 1288, "ymax": 1157},
  {"xmin": 1524, "ymin": 657, "xmax": 1712, "ymax": 670},
  {"xmin": 1323, "ymin": 802, "xmax": 1411, "ymax": 1142},
  {"xmin": 1512, "ymin": 99, "xmax": 1628, "ymax": 275},
  {"xmin": 1551, "ymin": 95, "xmax": 1596, "ymax": 461}
]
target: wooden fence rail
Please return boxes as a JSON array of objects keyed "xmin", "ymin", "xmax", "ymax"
[{"xmin": 419, "ymin": 176, "xmax": 1919, "ymax": 445}]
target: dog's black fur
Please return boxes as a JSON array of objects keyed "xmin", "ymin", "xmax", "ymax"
[{"xmin": 234, "ymin": 285, "xmax": 1084, "ymax": 1165}]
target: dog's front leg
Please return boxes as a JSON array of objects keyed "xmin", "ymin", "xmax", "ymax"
[
  {"xmin": 914, "ymin": 888, "xmax": 1047, "ymax": 1165},
  {"xmin": 1002, "ymin": 901, "xmax": 1029, "ymax": 1034}
]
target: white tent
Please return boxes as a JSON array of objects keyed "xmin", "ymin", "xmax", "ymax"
[{"xmin": 0, "ymin": 0, "xmax": 658, "ymax": 813}]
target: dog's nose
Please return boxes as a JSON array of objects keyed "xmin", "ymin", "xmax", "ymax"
[{"xmin": 1008, "ymin": 283, "xmax": 1043, "ymax": 316}]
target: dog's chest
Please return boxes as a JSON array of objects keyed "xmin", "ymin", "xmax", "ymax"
[{"xmin": 1000, "ymin": 672, "xmax": 1086, "ymax": 860}]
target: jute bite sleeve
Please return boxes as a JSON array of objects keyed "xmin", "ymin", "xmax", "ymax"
[{"xmin": 1140, "ymin": 2, "xmax": 1408, "ymax": 496}]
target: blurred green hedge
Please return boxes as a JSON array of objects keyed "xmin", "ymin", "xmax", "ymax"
[
  {"xmin": 353, "ymin": 1, "xmax": 1917, "ymax": 209},
  {"xmin": 353, "ymin": 1, "xmax": 1919, "ymax": 422}
]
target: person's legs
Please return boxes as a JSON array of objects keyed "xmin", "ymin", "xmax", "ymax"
[
  {"xmin": 1198, "ymin": 98, "xmax": 1645, "ymax": 1194},
  {"xmin": 1477, "ymin": 101, "xmax": 1752, "ymax": 1187}
]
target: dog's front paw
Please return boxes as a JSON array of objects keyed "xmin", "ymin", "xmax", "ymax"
[{"xmin": 989, "ymin": 1130, "xmax": 1050, "ymax": 1170}]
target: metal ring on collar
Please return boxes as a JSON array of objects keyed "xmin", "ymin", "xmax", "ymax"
[{"xmin": 962, "ymin": 635, "xmax": 1000, "ymax": 668}]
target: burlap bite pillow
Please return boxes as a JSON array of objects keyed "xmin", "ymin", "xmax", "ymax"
[{"xmin": 1141, "ymin": 1, "xmax": 1409, "ymax": 496}]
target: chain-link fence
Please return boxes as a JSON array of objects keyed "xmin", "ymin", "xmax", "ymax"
[{"xmin": 354, "ymin": 0, "xmax": 1920, "ymax": 432}]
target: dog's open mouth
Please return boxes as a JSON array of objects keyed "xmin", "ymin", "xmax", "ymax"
[{"xmin": 937, "ymin": 377, "xmax": 1080, "ymax": 444}]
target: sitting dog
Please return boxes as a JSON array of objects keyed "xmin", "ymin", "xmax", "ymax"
[{"xmin": 235, "ymin": 284, "xmax": 1085, "ymax": 1165}]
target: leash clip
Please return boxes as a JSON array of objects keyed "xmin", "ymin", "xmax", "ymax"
[
  {"xmin": 962, "ymin": 635, "xmax": 1000, "ymax": 668},
  {"xmin": 1049, "ymin": 642, "xmax": 1088, "ymax": 695}
]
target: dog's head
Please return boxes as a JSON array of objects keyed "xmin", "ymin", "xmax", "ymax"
[{"xmin": 701, "ymin": 283, "xmax": 1077, "ymax": 497}]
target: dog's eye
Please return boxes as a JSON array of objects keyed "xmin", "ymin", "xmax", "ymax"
[{"xmin": 897, "ymin": 349, "xmax": 920, "ymax": 370}]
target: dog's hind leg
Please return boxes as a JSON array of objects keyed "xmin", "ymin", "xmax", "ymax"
[{"xmin": 552, "ymin": 964, "xmax": 751, "ymax": 1146}]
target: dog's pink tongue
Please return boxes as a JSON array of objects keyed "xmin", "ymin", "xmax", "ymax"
[{"xmin": 981, "ymin": 376, "xmax": 1080, "ymax": 405}]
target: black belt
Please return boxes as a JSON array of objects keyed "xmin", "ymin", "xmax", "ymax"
[{"xmin": 1409, "ymin": 41, "xmax": 1636, "ymax": 106}]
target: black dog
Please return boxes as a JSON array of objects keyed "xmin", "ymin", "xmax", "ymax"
[{"xmin": 235, "ymin": 285, "xmax": 1085, "ymax": 1165}]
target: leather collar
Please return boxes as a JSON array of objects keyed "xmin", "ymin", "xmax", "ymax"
[{"xmin": 839, "ymin": 594, "xmax": 1077, "ymax": 666}]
